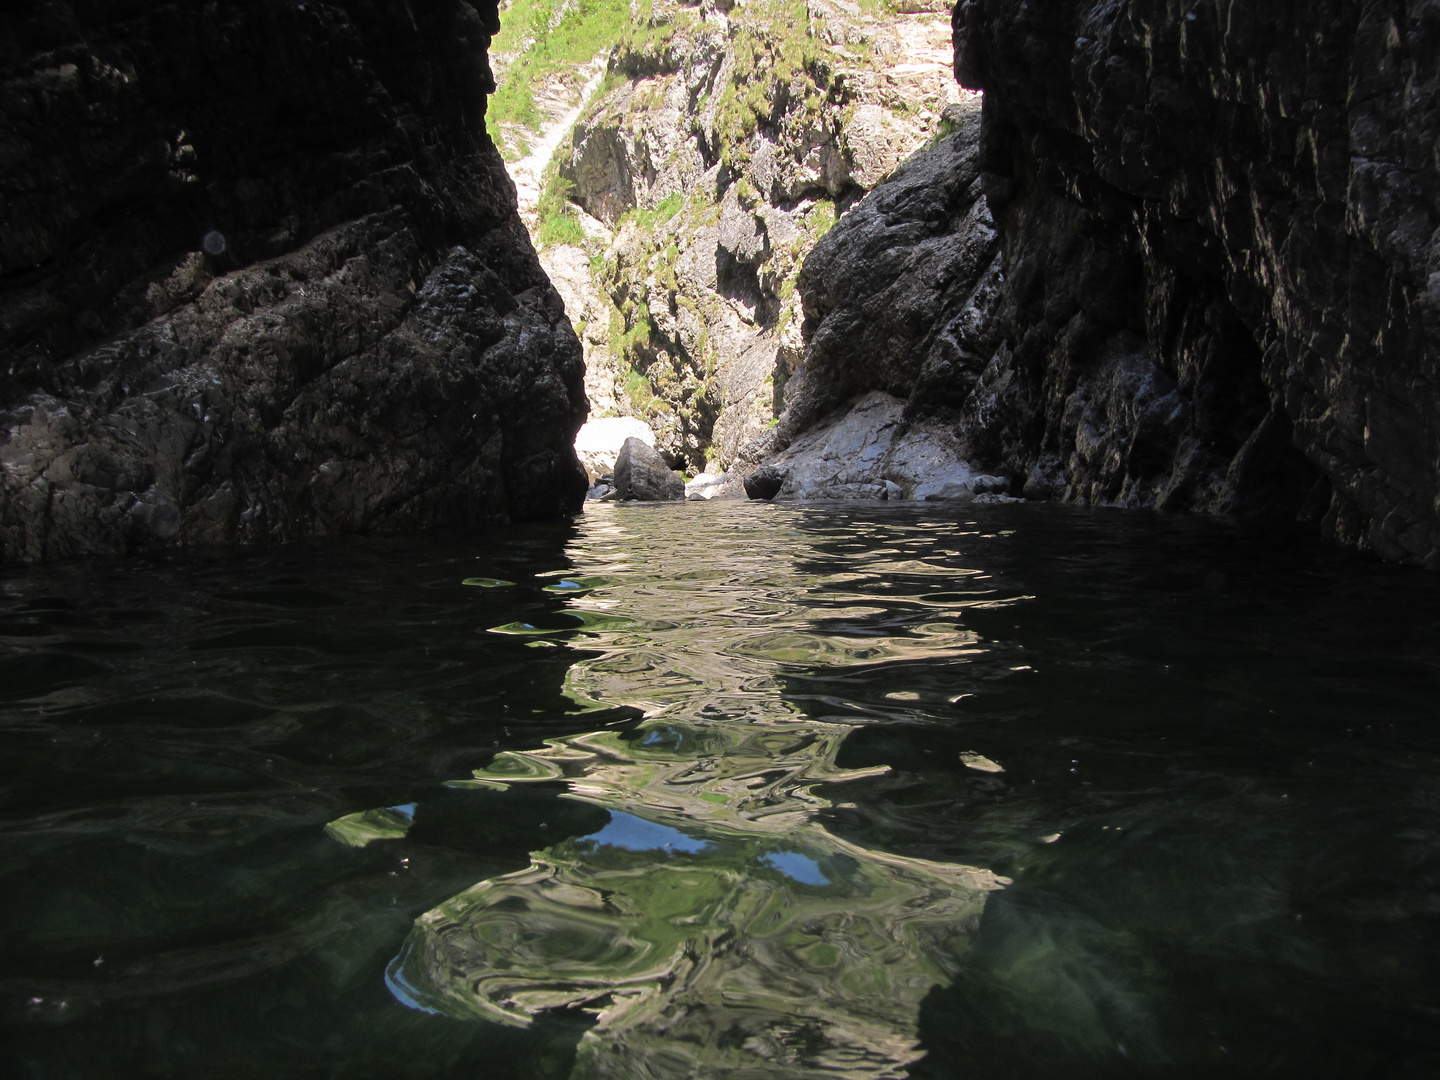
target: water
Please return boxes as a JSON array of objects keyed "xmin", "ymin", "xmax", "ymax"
[{"xmin": 1, "ymin": 502, "xmax": 1437, "ymax": 1078}]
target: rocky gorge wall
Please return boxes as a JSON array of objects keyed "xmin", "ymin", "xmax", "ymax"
[
  {"xmin": 755, "ymin": 0, "xmax": 1438, "ymax": 564},
  {"xmin": 940, "ymin": 0, "xmax": 1436, "ymax": 565},
  {"xmin": 532, "ymin": 0, "xmax": 968, "ymax": 473},
  {"xmin": 0, "ymin": 0, "xmax": 588, "ymax": 561}
]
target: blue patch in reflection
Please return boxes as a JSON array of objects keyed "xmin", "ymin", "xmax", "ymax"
[
  {"xmin": 385, "ymin": 945, "xmax": 442, "ymax": 1015},
  {"xmin": 391, "ymin": 803, "xmax": 417, "ymax": 820},
  {"xmin": 762, "ymin": 851, "xmax": 829, "ymax": 886},
  {"xmin": 640, "ymin": 726, "xmax": 684, "ymax": 750},
  {"xmin": 586, "ymin": 811, "xmax": 709, "ymax": 853}
]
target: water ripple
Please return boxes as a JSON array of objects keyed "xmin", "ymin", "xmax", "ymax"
[{"xmin": 372, "ymin": 504, "xmax": 1016, "ymax": 1076}]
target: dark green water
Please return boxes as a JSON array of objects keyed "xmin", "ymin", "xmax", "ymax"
[{"xmin": 2, "ymin": 502, "xmax": 1438, "ymax": 1079}]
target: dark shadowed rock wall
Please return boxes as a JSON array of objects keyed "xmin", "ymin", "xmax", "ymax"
[
  {"xmin": 948, "ymin": 0, "xmax": 1439, "ymax": 565},
  {"xmin": 0, "ymin": 0, "xmax": 588, "ymax": 561},
  {"xmin": 738, "ymin": 108, "xmax": 1004, "ymax": 468}
]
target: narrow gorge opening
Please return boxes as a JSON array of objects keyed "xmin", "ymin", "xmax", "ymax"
[{"xmin": 487, "ymin": 0, "xmax": 976, "ymax": 485}]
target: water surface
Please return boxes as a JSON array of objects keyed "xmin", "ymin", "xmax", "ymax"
[{"xmin": 2, "ymin": 502, "xmax": 1438, "ymax": 1078}]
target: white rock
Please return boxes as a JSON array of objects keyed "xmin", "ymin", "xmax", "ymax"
[
  {"xmin": 684, "ymin": 472, "xmax": 730, "ymax": 500},
  {"xmin": 756, "ymin": 390, "xmax": 1006, "ymax": 502},
  {"xmin": 575, "ymin": 417, "xmax": 655, "ymax": 482}
]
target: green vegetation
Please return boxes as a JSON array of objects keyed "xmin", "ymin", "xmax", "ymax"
[
  {"xmin": 536, "ymin": 205, "xmax": 587, "ymax": 247},
  {"xmin": 623, "ymin": 365, "xmax": 664, "ymax": 415},
  {"xmin": 609, "ymin": 190, "xmax": 687, "ymax": 241},
  {"xmin": 486, "ymin": 0, "xmax": 633, "ymax": 158},
  {"xmin": 612, "ymin": 0, "xmax": 686, "ymax": 65},
  {"xmin": 808, "ymin": 197, "xmax": 837, "ymax": 240},
  {"xmin": 709, "ymin": 0, "xmax": 841, "ymax": 171},
  {"xmin": 534, "ymin": 171, "xmax": 587, "ymax": 248}
]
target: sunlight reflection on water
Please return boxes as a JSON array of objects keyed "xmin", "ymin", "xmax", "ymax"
[{"xmin": 375, "ymin": 503, "xmax": 1012, "ymax": 1077}]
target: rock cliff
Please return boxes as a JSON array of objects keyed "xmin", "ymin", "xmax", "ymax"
[
  {"xmin": 944, "ymin": 0, "xmax": 1437, "ymax": 565},
  {"xmin": 0, "ymin": 0, "xmax": 588, "ymax": 561},
  {"xmin": 758, "ymin": 0, "xmax": 1437, "ymax": 564},
  {"xmin": 740, "ymin": 105, "xmax": 1002, "ymax": 472},
  {"xmin": 533, "ymin": 0, "xmax": 967, "ymax": 472}
]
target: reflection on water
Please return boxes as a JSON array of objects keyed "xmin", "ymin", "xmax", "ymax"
[
  {"xmin": 3, "ymin": 501, "xmax": 1440, "ymax": 1079},
  {"xmin": 367, "ymin": 509, "xmax": 1012, "ymax": 1076},
  {"xmin": 394, "ymin": 723, "xmax": 1000, "ymax": 1076}
]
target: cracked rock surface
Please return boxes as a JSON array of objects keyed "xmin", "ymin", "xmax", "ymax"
[
  {"xmin": 762, "ymin": 1, "xmax": 1438, "ymax": 564},
  {"xmin": 1, "ymin": 0, "xmax": 587, "ymax": 561},
  {"xmin": 950, "ymin": 0, "xmax": 1439, "ymax": 565}
]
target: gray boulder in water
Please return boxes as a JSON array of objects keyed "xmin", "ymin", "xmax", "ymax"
[{"xmin": 615, "ymin": 438, "xmax": 684, "ymax": 502}]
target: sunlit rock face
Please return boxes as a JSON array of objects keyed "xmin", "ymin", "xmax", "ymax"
[
  {"xmin": 0, "ymin": 0, "xmax": 588, "ymax": 561},
  {"xmin": 747, "ymin": 109, "xmax": 1001, "ymax": 459},
  {"xmin": 949, "ymin": 0, "xmax": 1440, "ymax": 565},
  {"xmin": 550, "ymin": 0, "xmax": 969, "ymax": 474},
  {"xmin": 753, "ymin": 391, "xmax": 1014, "ymax": 503},
  {"xmin": 736, "ymin": 114, "xmax": 1007, "ymax": 498}
]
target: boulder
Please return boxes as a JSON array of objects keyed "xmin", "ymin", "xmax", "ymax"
[
  {"xmin": 746, "ymin": 391, "xmax": 1009, "ymax": 502},
  {"xmin": 743, "ymin": 466, "xmax": 789, "ymax": 501},
  {"xmin": 575, "ymin": 417, "xmax": 655, "ymax": 482},
  {"xmin": 615, "ymin": 438, "xmax": 684, "ymax": 502}
]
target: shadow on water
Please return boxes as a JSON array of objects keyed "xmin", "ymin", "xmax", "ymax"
[
  {"xmin": 1, "ymin": 502, "xmax": 1439, "ymax": 1078},
  {"xmin": 0, "ymin": 524, "xmax": 608, "ymax": 1078}
]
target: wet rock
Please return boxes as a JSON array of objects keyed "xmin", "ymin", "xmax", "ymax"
[
  {"xmin": 615, "ymin": 437, "xmax": 684, "ymax": 501},
  {"xmin": 759, "ymin": 391, "xmax": 1004, "ymax": 502},
  {"xmin": 0, "ymin": 0, "xmax": 587, "ymax": 562},
  {"xmin": 755, "ymin": 13, "xmax": 1440, "ymax": 563}
]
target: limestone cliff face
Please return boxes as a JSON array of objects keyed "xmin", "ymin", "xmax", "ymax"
[
  {"xmin": 543, "ymin": 0, "xmax": 965, "ymax": 471},
  {"xmin": 0, "ymin": 0, "xmax": 588, "ymax": 561},
  {"xmin": 945, "ymin": 0, "xmax": 1439, "ymax": 565}
]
